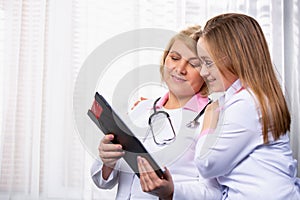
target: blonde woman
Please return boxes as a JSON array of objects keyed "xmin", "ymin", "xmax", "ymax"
[{"xmin": 91, "ymin": 26, "xmax": 222, "ymax": 200}]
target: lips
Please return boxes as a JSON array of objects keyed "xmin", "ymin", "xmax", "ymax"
[
  {"xmin": 205, "ymin": 78, "xmax": 216, "ymax": 84},
  {"xmin": 171, "ymin": 74, "xmax": 186, "ymax": 82}
]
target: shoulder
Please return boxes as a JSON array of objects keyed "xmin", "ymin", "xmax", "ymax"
[
  {"xmin": 225, "ymin": 88, "xmax": 258, "ymax": 111},
  {"xmin": 127, "ymin": 98, "xmax": 161, "ymax": 137},
  {"xmin": 222, "ymin": 89, "xmax": 261, "ymax": 130},
  {"xmin": 127, "ymin": 98, "xmax": 156, "ymax": 127}
]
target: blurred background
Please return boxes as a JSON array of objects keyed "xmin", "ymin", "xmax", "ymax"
[{"xmin": 0, "ymin": 0, "xmax": 299, "ymax": 199}]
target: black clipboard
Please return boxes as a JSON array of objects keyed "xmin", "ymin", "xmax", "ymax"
[{"xmin": 87, "ymin": 92, "xmax": 165, "ymax": 178}]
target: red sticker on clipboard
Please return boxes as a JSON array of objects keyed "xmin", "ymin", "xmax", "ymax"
[{"xmin": 91, "ymin": 100, "xmax": 103, "ymax": 119}]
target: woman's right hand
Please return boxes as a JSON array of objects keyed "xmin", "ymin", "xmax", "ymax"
[{"xmin": 98, "ymin": 134, "xmax": 125, "ymax": 169}]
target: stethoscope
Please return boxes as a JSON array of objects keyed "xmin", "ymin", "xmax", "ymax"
[
  {"xmin": 151, "ymin": 97, "xmax": 212, "ymax": 129},
  {"xmin": 185, "ymin": 99, "xmax": 212, "ymax": 128}
]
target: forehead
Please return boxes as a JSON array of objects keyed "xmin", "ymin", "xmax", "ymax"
[
  {"xmin": 169, "ymin": 39, "xmax": 196, "ymax": 58},
  {"xmin": 197, "ymin": 38, "xmax": 211, "ymax": 58}
]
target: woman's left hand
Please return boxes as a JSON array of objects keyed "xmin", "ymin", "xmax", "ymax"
[{"xmin": 137, "ymin": 156, "xmax": 174, "ymax": 200}]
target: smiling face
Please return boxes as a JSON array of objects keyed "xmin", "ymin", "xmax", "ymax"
[
  {"xmin": 163, "ymin": 39, "xmax": 205, "ymax": 99},
  {"xmin": 197, "ymin": 38, "xmax": 237, "ymax": 92}
]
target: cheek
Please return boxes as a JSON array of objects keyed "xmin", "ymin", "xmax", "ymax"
[
  {"xmin": 162, "ymin": 66, "xmax": 170, "ymax": 82},
  {"xmin": 216, "ymin": 69, "xmax": 237, "ymax": 90},
  {"xmin": 191, "ymin": 72, "xmax": 205, "ymax": 89},
  {"xmin": 199, "ymin": 77, "xmax": 205, "ymax": 88},
  {"xmin": 164, "ymin": 57, "xmax": 175, "ymax": 69},
  {"xmin": 163, "ymin": 59, "xmax": 173, "ymax": 77}
]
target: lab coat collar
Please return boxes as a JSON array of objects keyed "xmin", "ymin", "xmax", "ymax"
[
  {"xmin": 219, "ymin": 79, "xmax": 244, "ymax": 106},
  {"xmin": 155, "ymin": 92, "xmax": 209, "ymax": 113}
]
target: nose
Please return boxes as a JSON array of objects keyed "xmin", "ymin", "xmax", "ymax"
[
  {"xmin": 176, "ymin": 59, "xmax": 188, "ymax": 74},
  {"xmin": 200, "ymin": 65, "xmax": 209, "ymax": 77}
]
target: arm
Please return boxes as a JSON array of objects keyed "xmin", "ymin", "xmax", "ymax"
[
  {"xmin": 90, "ymin": 134, "xmax": 125, "ymax": 189},
  {"xmin": 172, "ymin": 177, "xmax": 222, "ymax": 200},
  {"xmin": 195, "ymin": 97, "xmax": 262, "ymax": 178},
  {"xmin": 90, "ymin": 159, "xmax": 119, "ymax": 189},
  {"xmin": 200, "ymin": 101, "xmax": 220, "ymax": 131}
]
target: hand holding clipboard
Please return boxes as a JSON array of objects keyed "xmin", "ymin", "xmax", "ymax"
[{"xmin": 87, "ymin": 92, "xmax": 165, "ymax": 178}]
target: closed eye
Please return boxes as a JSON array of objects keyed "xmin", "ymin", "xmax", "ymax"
[
  {"xmin": 168, "ymin": 51, "xmax": 181, "ymax": 61},
  {"xmin": 199, "ymin": 56, "xmax": 214, "ymax": 68},
  {"xmin": 204, "ymin": 59, "xmax": 214, "ymax": 67},
  {"xmin": 188, "ymin": 58, "xmax": 201, "ymax": 68},
  {"xmin": 171, "ymin": 56, "xmax": 180, "ymax": 60}
]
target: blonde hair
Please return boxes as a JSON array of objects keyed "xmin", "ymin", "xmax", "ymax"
[
  {"xmin": 202, "ymin": 13, "xmax": 290, "ymax": 143},
  {"xmin": 160, "ymin": 25, "xmax": 208, "ymax": 96}
]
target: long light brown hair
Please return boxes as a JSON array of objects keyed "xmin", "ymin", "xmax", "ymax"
[
  {"xmin": 160, "ymin": 25, "xmax": 208, "ymax": 96},
  {"xmin": 201, "ymin": 13, "xmax": 290, "ymax": 143}
]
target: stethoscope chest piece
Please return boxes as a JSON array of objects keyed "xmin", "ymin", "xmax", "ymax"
[
  {"xmin": 186, "ymin": 120, "xmax": 200, "ymax": 128},
  {"xmin": 185, "ymin": 99, "xmax": 212, "ymax": 129}
]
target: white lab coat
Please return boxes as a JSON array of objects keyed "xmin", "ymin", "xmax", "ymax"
[
  {"xmin": 91, "ymin": 93, "xmax": 222, "ymax": 200},
  {"xmin": 195, "ymin": 79, "xmax": 300, "ymax": 200}
]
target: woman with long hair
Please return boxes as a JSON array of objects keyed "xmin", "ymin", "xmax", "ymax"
[{"xmin": 194, "ymin": 13, "xmax": 300, "ymax": 199}]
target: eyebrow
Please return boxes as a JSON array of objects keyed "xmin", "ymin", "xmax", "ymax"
[
  {"xmin": 189, "ymin": 57, "xmax": 200, "ymax": 60},
  {"xmin": 199, "ymin": 56, "xmax": 212, "ymax": 60},
  {"xmin": 169, "ymin": 50, "xmax": 199, "ymax": 60},
  {"xmin": 169, "ymin": 50, "xmax": 180, "ymax": 55}
]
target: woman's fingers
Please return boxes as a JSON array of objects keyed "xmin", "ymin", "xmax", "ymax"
[
  {"xmin": 100, "ymin": 134, "xmax": 115, "ymax": 145},
  {"xmin": 137, "ymin": 156, "xmax": 150, "ymax": 191},
  {"xmin": 138, "ymin": 156, "xmax": 162, "ymax": 192},
  {"xmin": 98, "ymin": 134, "xmax": 125, "ymax": 167},
  {"xmin": 138, "ymin": 157, "xmax": 174, "ymax": 198},
  {"xmin": 162, "ymin": 167, "xmax": 172, "ymax": 182}
]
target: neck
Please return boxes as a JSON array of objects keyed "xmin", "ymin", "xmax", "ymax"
[{"xmin": 164, "ymin": 93, "xmax": 193, "ymax": 109}]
